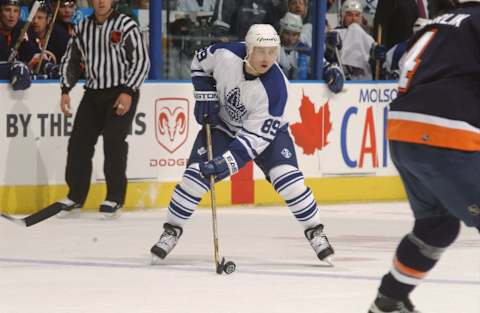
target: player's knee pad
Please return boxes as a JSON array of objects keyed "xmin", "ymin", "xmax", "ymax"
[
  {"xmin": 269, "ymin": 164, "xmax": 306, "ymax": 199},
  {"xmin": 179, "ymin": 163, "xmax": 210, "ymax": 198},
  {"xmin": 412, "ymin": 216, "xmax": 460, "ymax": 249}
]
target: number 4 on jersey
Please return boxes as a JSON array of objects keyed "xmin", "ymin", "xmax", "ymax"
[{"xmin": 399, "ymin": 29, "xmax": 438, "ymax": 93}]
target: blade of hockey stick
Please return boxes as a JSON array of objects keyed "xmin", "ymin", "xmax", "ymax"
[
  {"xmin": 216, "ymin": 257, "xmax": 225, "ymax": 275},
  {"xmin": 0, "ymin": 202, "xmax": 64, "ymax": 227},
  {"xmin": 0, "ymin": 213, "xmax": 27, "ymax": 227}
]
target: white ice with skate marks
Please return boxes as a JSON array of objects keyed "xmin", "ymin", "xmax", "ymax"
[{"xmin": 0, "ymin": 202, "xmax": 478, "ymax": 313}]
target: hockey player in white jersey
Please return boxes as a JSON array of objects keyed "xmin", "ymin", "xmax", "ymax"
[{"xmin": 150, "ymin": 24, "xmax": 335, "ymax": 265}]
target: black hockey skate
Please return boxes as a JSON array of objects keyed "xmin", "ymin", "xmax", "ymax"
[
  {"xmin": 150, "ymin": 223, "xmax": 183, "ymax": 263},
  {"xmin": 368, "ymin": 293, "xmax": 421, "ymax": 313},
  {"xmin": 304, "ymin": 224, "xmax": 334, "ymax": 265},
  {"xmin": 99, "ymin": 201, "xmax": 122, "ymax": 219},
  {"xmin": 56, "ymin": 198, "xmax": 83, "ymax": 218}
]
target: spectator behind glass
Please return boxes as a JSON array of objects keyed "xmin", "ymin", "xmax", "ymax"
[
  {"xmin": 330, "ymin": 0, "xmax": 386, "ymax": 80},
  {"xmin": 30, "ymin": 1, "xmax": 69, "ymax": 68},
  {"xmin": 277, "ymin": 12, "xmax": 309, "ymax": 79},
  {"xmin": 341, "ymin": 0, "xmax": 372, "ymax": 34},
  {"xmin": 56, "ymin": 0, "xmax": 76, "ymax": 36},
  {"xmin": 0, "ymin": 0, "xmax": 39, "ymax": 64},
  {"xmin": 167, "ymin": 4, "xmax": 213, "ymax": 79},
  {"xmin": 211, "ymin": 0, "xmax": 284, "ymax": 42},
  {"xmin": 287, "ymin": 0, "xmax": 311, "ymax": 47},
  {"xmin": 277, "ymin": 12, "xmax": 345, "ymax": 91}
]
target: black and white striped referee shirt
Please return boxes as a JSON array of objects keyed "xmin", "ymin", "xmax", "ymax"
[{"xmin": 60, "ymin": 11, "xmax": 150, "ymax": 95}]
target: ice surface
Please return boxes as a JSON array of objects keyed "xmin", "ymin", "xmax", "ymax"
[{"xmin": 0, "ymin": 202, "xmax": 478, "ymax": 313}]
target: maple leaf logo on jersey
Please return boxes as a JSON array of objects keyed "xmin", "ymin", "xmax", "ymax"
[
  {"xmin": 290, "ymin": 92, "xmax": 332, "ymax": 155},
  {"xmin": 225, "ymin": 87, "xmax": 247, "ymax": 122}
]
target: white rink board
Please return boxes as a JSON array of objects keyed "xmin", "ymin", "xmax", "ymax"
[{"xmin": 0, "ymin": 81, "xmax": 399, "ymax": 186}]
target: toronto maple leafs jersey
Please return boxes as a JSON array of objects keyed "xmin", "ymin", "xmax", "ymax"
[
  {"xmin": 191, "ymin": 42, "xmax": 289, "ymax": 168},
  {"xmin": 388, "ymin": 3, "xmax": 480, "ymax": 152}
]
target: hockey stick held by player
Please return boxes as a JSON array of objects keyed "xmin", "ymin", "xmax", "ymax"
[{"xmin": 150, "ymin": 24, "xmax": 334, "ymax": 267}]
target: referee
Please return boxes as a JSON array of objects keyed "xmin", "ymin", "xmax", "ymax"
[{"xmin": 57, "ymin": 0, "xmax": 150, "ymax": 218}]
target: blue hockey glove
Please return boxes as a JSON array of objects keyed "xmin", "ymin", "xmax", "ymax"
[
  {"xmin": 9, "ymin": 61, "xmax": 31, "ymax": 91},
  {"xmin": 370, "ymin": 43, "xmax": 387, "ymax": 62},
  {"xmin": 324, "ymin": 63, "xmax": 344, "ymax": 93},
  {"xmin": 194, "ymin": 91, "xmax": 220, "ymax": 126},
  {"xmin": 44, "ymin": 62, "xmax": 60, "ymax": 79},
  {"xmin": 325, "ymin": 31, "xmax": 342, "ymax": 50},
  {"xmin": 199, "ymin": 151, "xmax": 239, "ymax": 182}
]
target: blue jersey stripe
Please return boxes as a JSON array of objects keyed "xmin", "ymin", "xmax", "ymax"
[
  {"xmin": 209, "ymin": 42, "xmax": 247, "ymax": 59},
  {"xmin": 237, "ymin": 135, "xmax": 259, "ymax": 157},
  {"xmin": 260, "ymin": 64, "xmax": 288, "ymax": 117}
]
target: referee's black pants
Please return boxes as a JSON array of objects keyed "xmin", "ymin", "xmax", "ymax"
[{"xmin": 65, "ymin": 87, "xmax": 139, "ymax": 206}]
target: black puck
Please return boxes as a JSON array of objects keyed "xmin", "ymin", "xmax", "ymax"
[{"xmin": 223, "ymin": 261, "xmax": 236, "ymax": 274}]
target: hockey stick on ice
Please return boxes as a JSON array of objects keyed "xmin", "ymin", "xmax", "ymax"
[
  {"xmin": 7, "ymin": 1, "xmax": 41, "ymax": 63},
  {"xmin": 0, "ymin": 213, "xmax": 27, "ymax": 226},
  {"xmin": 205, "ymin": 123, "xmax": 225, "ymax": 274},
  {"xmin": 35, "ymin": 0, "xmax": 61, "ymax": 74},
  {"xmin": 0, "ymin": 202, "xmax": 65, "ymax": 227},
  {"xmin": 204, "ymin": 124, "xmax": 236, "ymax": 275}
]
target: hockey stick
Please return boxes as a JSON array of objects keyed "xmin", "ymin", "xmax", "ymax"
[
  {"xmin": 0, "ymin": 213, "xmax": 26, "ymax": 226},
  {"xmin": 7, "ymin": 1, "xmax": 41, "ymax": 63},
  {"xmin": 205, "ymin": 123, "xmax": 225, "ymax": 274},
  {"xmin": 204, "ymin": 124, "xmax": 236, "ymax": 275},
  {"xmin": 375, "ymin": 24, "xmax": 383, "ymax": 80},
  {"xmin": 334, "ymin": 45, "xmax": 351, "ymax": 81},
  {"xmin": 35, "ymin": 0, "xmax": 61, "ymax": 74},
  {"xmin": 0, "ymin": 202, "xmax": 65, "ymax": 227}
]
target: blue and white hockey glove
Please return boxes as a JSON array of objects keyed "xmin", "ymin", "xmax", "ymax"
[
  {"xmin": 194, "ymin": 91, "xmax": 220, "ymax": 126},
  {"xmin": 324, "ymin": 63, "xmax": 344, "ymax": 93},
  {"xmin": 199, "ymin": 151, "xmax": 239, "ymax": 182},
  {"xmin": 9, "ymin": 61, "xmax": 31, "ymax": 91}
]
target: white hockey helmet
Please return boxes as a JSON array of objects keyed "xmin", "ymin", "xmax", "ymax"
[
  {"xmin": 279, "ymin": 12, "xmax": 303, "ymax": 33},
  {"xmin": 245, "ymin": 24, "xmax": 280, "ymax": 56},
  {"xmin": 341, "ymin": 0, "xmax": 363, "ymax": 18}
]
